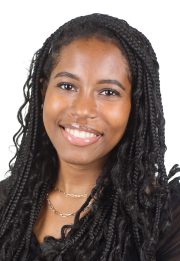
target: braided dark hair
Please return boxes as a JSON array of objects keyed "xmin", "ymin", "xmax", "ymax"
[{"xmin": 0, "ymin": 13, "xmax": 179, "ymax": 260}]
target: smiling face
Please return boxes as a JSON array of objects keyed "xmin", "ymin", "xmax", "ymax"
[{"xmin": 43, "ymin": 37, "xmax": 131, "ymax": 167}]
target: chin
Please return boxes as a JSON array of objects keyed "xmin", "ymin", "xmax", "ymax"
[{"xmin": 58, "ymin": 153, "xmax": 97, "ymax": 166}]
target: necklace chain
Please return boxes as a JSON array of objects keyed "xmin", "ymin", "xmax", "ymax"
[
  {"xmin": 46, "ymin": 193, "xmax": 92, "ymax": 218},
  {"xmin": 54, "ymin": 187, "xmax": 88, "ymax": 198},
  {"xmin": 47, "ymin": 185, "xmax": 95, "ymax": 217}
]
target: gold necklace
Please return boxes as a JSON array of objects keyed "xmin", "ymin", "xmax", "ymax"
[
  {"xmin": 46, "ymin": 193, "xmax": 92, "ymax": 218},
  {"xmin": 54, "ymin": 187, "xmax": 88, "ymax": 198},
  {"xmin": 54, "ymin": 184, "xmax": 96, "ymax": 198}
]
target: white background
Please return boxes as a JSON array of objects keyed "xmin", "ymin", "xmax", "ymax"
[{"xmin": 0, "ymin": 0, "xmax": 179, "ymax": 181}]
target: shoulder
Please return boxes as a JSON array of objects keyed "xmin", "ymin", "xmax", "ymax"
[
  {"xmin": 0, "ymin": 176, "xmax": 11, "ymax": 209},
  {"xmin": 157, "ymin": 177, "xmax": 180, "ymax": 261}
]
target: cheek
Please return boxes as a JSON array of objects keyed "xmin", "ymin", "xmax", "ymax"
[
  {"xmin": 43, "ymin": 91, "xmax": 67, "ymax": 128},
  {"xmin": 105, "ymin": 101, "xmax": 131, "ymax": 137}
]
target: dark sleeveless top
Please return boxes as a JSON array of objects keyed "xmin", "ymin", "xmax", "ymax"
[{"xmin": 1, "ymin": 176, "xmax": 180, "ymax": 260}]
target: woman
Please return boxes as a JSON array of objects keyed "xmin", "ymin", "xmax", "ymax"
[{"xmin": 0, "ymin": 13, "xmax": 179, "ymax": 261}]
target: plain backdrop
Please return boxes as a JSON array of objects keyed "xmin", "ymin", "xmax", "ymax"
[{"xmin": 0, "ymin": 0, "xmax": 179, "ymax": 181}]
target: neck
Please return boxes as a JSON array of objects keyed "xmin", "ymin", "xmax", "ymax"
[{"xmin": 55, "ymin": 159, "xmax": 104, "ymax": 194}]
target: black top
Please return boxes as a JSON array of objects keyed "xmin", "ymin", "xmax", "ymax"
[{"xmin": 0, "ymin": 176, "xmax": 180, "ymax": 261}]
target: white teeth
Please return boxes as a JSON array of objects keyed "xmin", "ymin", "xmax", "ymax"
[{"xmin": 65, "ymin": 128, "xmax": 97, "ymax": 138}]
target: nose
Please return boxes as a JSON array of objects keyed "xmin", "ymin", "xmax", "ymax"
[{"xmin": 70, "ymin": 93, "xmax": 97, "ymax": 119}]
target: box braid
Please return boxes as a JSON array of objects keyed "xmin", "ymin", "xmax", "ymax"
[{"xmin": 0, "ymin": 13, "xmax": 179, "ymax": 261}]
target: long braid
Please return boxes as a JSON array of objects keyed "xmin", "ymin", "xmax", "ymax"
[
  {"xmin": 100, "ymin": 192, "xmax": 119, "ymax": 261},
  {"xmin": 15, "ymin": 181, "xmax": 49, "ymax": 259},
  {"xmin": 0, "ymin": 34, "xmax": 57, "ymax": 258}
]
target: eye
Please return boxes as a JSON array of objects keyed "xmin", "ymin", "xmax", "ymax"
[
  {"xmin": 56, "ymin": 82, "xmax": 76, "ymax": 91},
  {"xmin": 100, "ymin": 88, "xmax": 121, "ymax": 96}
]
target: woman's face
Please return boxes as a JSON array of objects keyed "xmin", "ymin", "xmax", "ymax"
[{"xmin": 43, "ymin": 37, "xmax": 131, "ymax": 166}]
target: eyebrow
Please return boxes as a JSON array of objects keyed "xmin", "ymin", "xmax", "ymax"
[
  {"xmin": 97, "ymin": 79, "xmax": 125, "ymax": 91},
  {"xmin": 54, "ymin": 71, "xmax": 126, "ymax": 91}
]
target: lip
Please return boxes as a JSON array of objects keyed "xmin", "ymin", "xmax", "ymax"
[
  {"xmin": 59, "ymin": 123, "xmax": 103, "ymax": 136},
  {"xmin": 60, "ymin": 126, "xmax": 102, "ymax": 146}
]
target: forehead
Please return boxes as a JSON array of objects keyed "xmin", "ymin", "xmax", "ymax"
[{"xmin": 51, "ymin": 37, "xmax": 130, "ymax": 80}]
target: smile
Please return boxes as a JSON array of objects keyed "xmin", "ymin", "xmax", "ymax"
[
  {"xmin": 60, "ymin": 126, "xmax": 102, "ymax": 146},
  {"xmin": 65, "ymin": 128, "xmax": 98, "ymax": 138}
]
